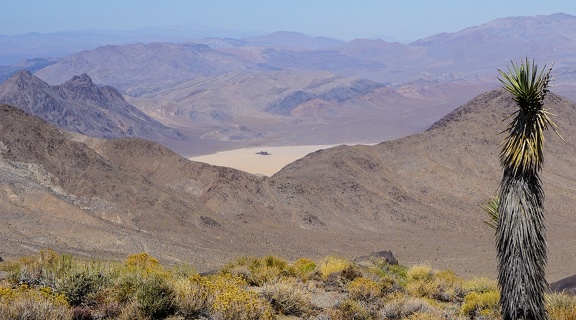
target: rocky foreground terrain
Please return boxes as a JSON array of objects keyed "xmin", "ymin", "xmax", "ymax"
[{"xmin": 1, "ymin": 88, "xmax": 576, "ymax": 282}]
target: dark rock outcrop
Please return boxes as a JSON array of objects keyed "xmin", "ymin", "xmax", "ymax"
[{"xmin": 354, "ymin": 250, "xmax": 398, "ymax": 266}]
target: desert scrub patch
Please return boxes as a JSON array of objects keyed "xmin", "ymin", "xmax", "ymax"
[
  {"xmin": 460, "ymin": 290, "xmax": 500, "ymax": 319},
  {"xmin": 292, "ymin": 257, "xmax": 318, "ymax": 281},
  {"xmin": 209, "ymin": 273, "xmax": 273, "ymax": 319},
  {"xmin": 171, "ymin": 274, "xmax": 212, "ymax": 317},
  {"xmin": 57, "ymin": 264, "xmax": 111, "ymax": 306},
  {"xmin": 379, "ymin": 295, "xmax": 433, "ymax": 319},
  {"xmin": 405, "ymin": 310, "xmax": 450, "ymax": 320},
  {"xmin": 0, "ymin": 285, "xmax": 72, "ymax": 320},
  {"xmin": 319, "ymin": 256, "xmax": 352, "ymax": 280},
  {"xmin": 221, "ymin": 255, "xmax": 290, "ymax": 286},
  {"xmin": 347, "ymin": 277, "xmax": 384, "ymax": 303},
  {"xmin": 336, "ymin": 298, "xmax": 374, "ymax": 320},
  {"xmin": 8, "ymin": 249, "xmax": 73, "ymax": 287},
  {"xmin": 135, "ymin": 273, "xmax": 175, "ymax": 319},
  {"xmin": 261, "ymin": 277, "xmax": 315, "ymax": 316},
  {"xmin": 463, "ymin": 277, "xmax": 498, "ymax": 294},
  {"xmin": 358, "ymin": 257, "xmax": 408, "ymax": 290},
  {"xmin": 546, "ymin": 292, "xmax": 576, "ymax": 320},
  {"xmin": 407, "ymin": 264, "xmax": 434, "ymax": 283},
  {"xmin": 124, "ymin": 252, "xmax": 165, "ymax": 275},
  {"xmin": 169, "ymin": 263, "xmax": 197, "ymax": 278},
  {"xmin": 406, "ymin": 267, "xmax": 464, "ymax": 302}
]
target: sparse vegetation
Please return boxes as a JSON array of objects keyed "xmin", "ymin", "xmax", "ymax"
[{"xmin": 0, "ymin": 250, "xmax": 573, "ymax": 319}]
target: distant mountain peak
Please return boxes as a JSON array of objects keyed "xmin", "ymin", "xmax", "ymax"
[{"xmin": 64, "ymin": 73, "xmax": 94, "ymax": 87}]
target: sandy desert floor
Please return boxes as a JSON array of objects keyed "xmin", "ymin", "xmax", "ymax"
[{"xmin": 189, "ymin": 144, "xmax": 339, "ymax": 176}]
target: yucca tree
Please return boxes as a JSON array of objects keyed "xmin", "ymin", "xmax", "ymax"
[{"xmin": 496, "ymin": 58, "xmax": 557, "ymax": 320}]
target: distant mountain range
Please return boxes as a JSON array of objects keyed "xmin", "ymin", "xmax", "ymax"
[
  {"xmin": 10, "ymin": 14, "xmax": 570, "ymax": 152},
  {"xmin": 2, "ymin": 88, "xmax": 576, "ymax": 281}
]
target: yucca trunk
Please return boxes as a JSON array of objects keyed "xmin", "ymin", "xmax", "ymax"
[{"xmin": 496, "ymin": 59, "xmax": 555, "ymax": 320}]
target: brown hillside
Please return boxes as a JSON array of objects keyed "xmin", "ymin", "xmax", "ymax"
[{"xmin": 1, "ymin": 89, "xmax": 575, "ymax": 281}]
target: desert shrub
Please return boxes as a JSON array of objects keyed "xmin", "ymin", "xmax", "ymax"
[
  {"xmin": 319, "ymin": 256, "xmax": 353, "ymax": 280},
  {"xmin": 249, "ymin": 255, "xmax": 289, "ymax": 285},
  {"xmin": 221, "ymin": 255, "xmax": 289, "ymax": 286},
  {"xmin": 261, "ymin": 277, "xmax": 314, "ymax": 316},
  {"xmin": 337, "ymin": 298, "xmax": 373, "ymax": 320},
  {"xmin": 110, "ymin": 253, "xmax": 169, "ymax": 306},
  {"xmin": 406, "ymin": 267, "xmax": 464, "ymax": 302},
  {"xmin": 460, "ymin": 290, "xmax": 500, "ymax": 319},
  {"xmin": 135, "ymin": 273, "xmax": 175, "ymax": 319},
  {"xmin": 546, "ymin": 293, "xmax": 576, "ymax": 320},
  {"xmin": 209, "ymin": 273, "xmax": 272, "ymax": 319},
  {"xmin": 358, "ymin": 257, "xmax": 408, "ymax": 291},
  {"xmin": 58, "ymin": 266, "xmax": 109, "ymax": 306},
  {"xmin": 463, "ymin": 277, "xmax": 498, "ymax": 294},
  {"xmin": 0, "ymin": 285, "xmax": 72, "ymax": 319},
  {"xmin": 407, "ymin": 265, "xmax": 434, "ymax": 283},
  {"xmin": 292, "ymin": 257, "xmax": 318, "ymax": 281},
  {"xmin": 347, "ymin": 277, "xmax": 384, "ymax": 303},
  {"xmin": 406, "ymin": 310, "xmax": 447, "ymax": 320},
  {"xmin": 171, "ymin": 274, "xmax": 212, "ymax": 318},
  {"xmin": 169, "ymin": 263, "xmax": 197, "ymax": 278},
  {"xmin": 379, "ymin": 295, "xmax": 432, "ymax": 319},
  {"xmin": 8, "ymin": 249, "xmax": 73, "ymax": 288},
  {"xmin": 116, "ymin": 300, "xmax": 147, "ymax": 320},
  {"xmin": 125, "ymin": 252, "xmax": 164, "ymax": 274},
  {"xmin": 110, "ymin": 270, "xmax": 145, "ymax": 304}
]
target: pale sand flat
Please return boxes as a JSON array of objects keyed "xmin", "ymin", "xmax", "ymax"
[{"xmin": 189, "ymin": 145, "xmax": 337, "ymax": 176}]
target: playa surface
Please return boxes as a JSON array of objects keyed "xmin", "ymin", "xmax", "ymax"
[{"xmin": 189, "ymin": 145, "xmax": 338, "ymax": 176}]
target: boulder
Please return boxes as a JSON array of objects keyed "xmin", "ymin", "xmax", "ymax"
[{"xmin": 353, "ymin": 250, "xmax": 398, "ymax": 266}]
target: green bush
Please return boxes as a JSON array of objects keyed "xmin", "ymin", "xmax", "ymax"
[
  {"xmin": 136, "ymin": 274, "xmax": 175, "ymax": 319},
  {"xmin": 59, "ymin": 267, "xmax": 109, "ymax": 306}
]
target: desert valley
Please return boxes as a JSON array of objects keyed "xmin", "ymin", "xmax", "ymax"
[{"xmin": 2, "ymin": 11, "xmax": 576, "ymax": 294}]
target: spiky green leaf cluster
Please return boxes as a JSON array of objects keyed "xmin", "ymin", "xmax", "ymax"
[
  {"xmin": 498, "ymin": 58, "xmax": 556, "ymax": 177},
  {"xmin": 481, "ymin": 196, "xmax": 499, "ymax": 230}
]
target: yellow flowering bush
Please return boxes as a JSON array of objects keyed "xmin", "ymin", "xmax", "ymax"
[{"xmin": 0, "ymin": 285, "xmax": 72, "ymax": 319}]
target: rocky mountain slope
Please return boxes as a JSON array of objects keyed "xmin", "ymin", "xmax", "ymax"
[
  {"xmin": 0, "ymin": 71, "xmax": 182, "ymax": 141},
  {"xmin": 2, "ymin": 88, "xmax": 575, "ymax": 281}
]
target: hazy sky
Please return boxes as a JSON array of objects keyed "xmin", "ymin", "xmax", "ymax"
[{"xmin": 2, "ymin": 0, "xmax": 576, "ymax": 42}]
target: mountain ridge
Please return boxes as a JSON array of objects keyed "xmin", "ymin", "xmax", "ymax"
[{"xmin": 0, "ymin": 71, "xmax": 183, "ymax": 141}]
